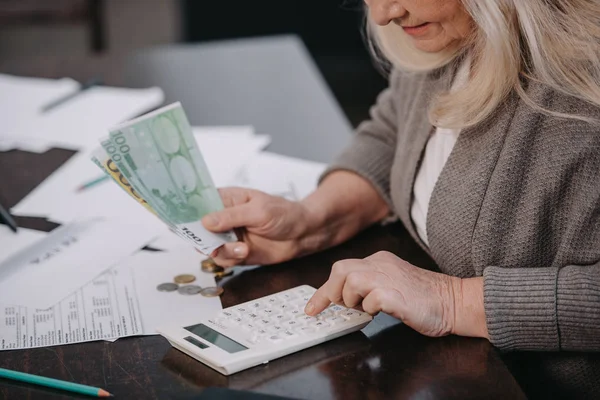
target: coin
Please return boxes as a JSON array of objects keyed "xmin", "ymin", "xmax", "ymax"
[
  {"xmin": 178, "ymin": 285, "xmax": 203, "ymax": 295},
  {"xmin": 156, "ymin": 283, "xmax": 178, "ymax": 292},
  {"xmin": 200, "ymin": 286, "xmax": 224, "ymax": 297},
  {"xmin": 174, "ymin": 274, "xmax": 196, "ymax": 284},
  {"xmin": 214, "ymin": 269, "xmax": 234, "ymax": 279},
  {"xmin": 201, "ymin": 258, "xmax": 224, "ymax": 273}
]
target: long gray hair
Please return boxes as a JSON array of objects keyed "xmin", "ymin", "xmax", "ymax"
[{"xmin": 367, "ymin": 0, "xmax": 600, "ymax": 128}]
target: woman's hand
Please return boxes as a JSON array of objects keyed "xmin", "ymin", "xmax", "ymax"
[
  {"xmin": 202, "ymin": 171, "xmax": 392, "ymax": 268},
  {"xmin": 305, "ymin": 251, "xmax": 489, "ymax": 339},
  {"xmin": 201, "ymin": 187, "xmax": 316, "ymax": 267}
]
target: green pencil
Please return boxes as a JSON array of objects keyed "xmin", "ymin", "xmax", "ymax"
[
  {"xmin": 0, "ymin": 367, "xmax": 113, "ymax": 397},
  {"xmin": 76, "ymin": 174, "xmax": 110, "ymax": 192}
]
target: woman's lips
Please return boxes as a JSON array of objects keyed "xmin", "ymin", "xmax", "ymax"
[{"xmin": 402, "ymin": 22, "xmax": 430, "ymax": 36}]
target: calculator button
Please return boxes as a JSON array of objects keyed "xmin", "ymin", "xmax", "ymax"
[
  {"xmin": 296, "ymin": 315, "xmax": 318, "ymax": 324},
  {"xmin": 311, "ymin": 321, "xmax": 330, "ymax": 330},
  {"xmin": 297, "ymin": 326, "xmax": 316, "ymax": 335},
  {"xmin": 329, "ymin": 305, "xmax": 345, "ymax": 313},
  {"xmin": 257, "ymin": 319, "xmax": 272, "ymax": 327},
  {"xmin": 277, "ymin": 304, "xmax": 293, "ymax": 312},
  {"xmin": 267, "ymin": 297, "xmax": 282, "ymax": 306},
  {"xmin": 316, "ymin": 310, "xmax": 333, "ymax": 320},
  {"xmin": 245, "ymin": 312, "xmax": 260, "ymax": 320},
  {"xmin": 267, "ymin": 335, "xmax": 283, "ymax": 343},
  {"xmin": 340, "ymin": 311, "xmax": 361, "ymax": 320},
  {"xmin": 284, "ymin": 319, "xmax": 300, "ymax": 328},
  {"xmin": 248, "ymin": 301, "xmax": 264, "ymax": 310},
  {"xmin": 219, "ymin": 311, "xmax": 234, "ymax": 319},
  {"xmin": 259, "ymin": 309, "xmax": 278, "ymax": 317},
  {"xmin": 282, "ymin": 330, "xmax": 298, "ymax": 339},
  {"xmin": 268, "ymin": 325, "xmax": 284, "ymax": 333},
  {"xmin": 277, "ymin": 292, "xmax": 298, "ymax": 302},
  {"xmin": 234, "ymin": 306, "xmax": 248, "ymax": 314},
  {"xmin": 256, "ymin": 328, "xmax": 268, "ymax": 336},
  {"xmin": 288, "ymin": 309, "xmax": 302, "ymax": 317},
  {"xmin": 273, "ymin": 314, "xmax": 290, "ymax": 323},
  {"xmin": 296, "ymin": 287, "xmax": 315, "ymax": 295},
  {"xmin": 324, "ymin": 315, "xmax": 344, "ymax": 325},
  {"xmin": 241, "ymin": 322, "xmax": 257, "ymax": 331},
  {"xmin": 232, "ymin": 316, "xmax": 244, "ymax": 325},
  {"xmin": 290, "ymin": 299, "xmax": 307, "ymax": 309}
]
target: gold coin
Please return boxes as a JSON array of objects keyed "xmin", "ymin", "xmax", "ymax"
[
  {"xmin": 174, "ymin": 274, "xmax": 196, "ymax": 284},
  {"xmin": 200, "ymin": 286, "xmax": 224, "ymax": 297},
  {"xmin": 201, "ymin": 258, "xmax": 224, "ymax": 273},
  {"xmin": 214, "ymin": 269, "xmax": 234, "ymax": 279}
]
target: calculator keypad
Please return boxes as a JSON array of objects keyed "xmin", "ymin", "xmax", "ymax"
[{"xmin": 214, "ymin": 286, "xmax": 369, "ymax": 345}]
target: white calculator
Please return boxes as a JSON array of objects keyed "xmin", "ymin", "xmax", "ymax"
[{"xmin": 157, "ymin": 285, "xmax": 373, "ymax": 375}]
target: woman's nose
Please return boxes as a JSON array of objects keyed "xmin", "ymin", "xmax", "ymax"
[{"xmin": 367, "ymin": 1, "xmax": 406, "ymax": 26}]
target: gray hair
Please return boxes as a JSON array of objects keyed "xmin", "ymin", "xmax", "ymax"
[{"xmin": 367, "ymin": 0, "xmax": 600, "ymax": 128}]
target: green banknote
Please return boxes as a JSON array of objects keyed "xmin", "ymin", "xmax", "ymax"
[{"xmin": 99, "ymin": 102, "xmax": 236, "ymax": 254}]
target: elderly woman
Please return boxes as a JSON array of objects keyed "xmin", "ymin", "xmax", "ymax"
[{"xmin": 203, "ymin": 0, "xmax": 600, "ymax": 391}]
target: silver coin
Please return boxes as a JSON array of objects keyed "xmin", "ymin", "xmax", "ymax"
[
  {"xmin": 157, "ymin": 283, "xmax": 178, "ymax": 292},
  {"xmin": 177, "ymin": 285, "xmax": 202, "ymax": 295},
  {"xmin": 200, "ymin": 286, "xmax": 224, "ymax": 297}
]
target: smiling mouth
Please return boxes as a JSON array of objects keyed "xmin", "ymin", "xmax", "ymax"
[
  {"xmin": 403, "ymin": 22, "xmax": 429, "ymax": 29},
  {"xmin": 401, "ymin": 22, "xmax": 430, "ymax": 36}
]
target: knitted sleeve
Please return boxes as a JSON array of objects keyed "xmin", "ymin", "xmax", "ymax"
[
  {"xmin": 483, "ymin": 112, "xmax": 600, "ymax": 352},
  {"xmin": 319, "ymin": 70, "xmax": 401, "ymax": 207}
]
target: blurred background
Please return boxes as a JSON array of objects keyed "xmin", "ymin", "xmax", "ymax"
[{"xmin": 0, "ymin": 0, "xmax": 388, "ymax": 127}]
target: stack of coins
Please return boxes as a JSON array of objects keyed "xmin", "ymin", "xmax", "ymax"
[
  {"xmin": 155, "ymin": 264, "xmax": 226, "ymax": 297},
  {"xmin": 201, "ymin": 258, "xmax": 233, "ymax": 279}
]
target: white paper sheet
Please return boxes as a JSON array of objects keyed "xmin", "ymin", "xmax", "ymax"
[
  {"xmin": 0, "ymin": 218, "xmax": 159, "ymax": 308},
  {"xmin": 0, "ymin": 74, "xmax": 80, "ymax": 134},
  {"xmin": 0, "ymin": 248, "xmax": 222, "ymax": 350},
  {"xmin": 9, "ymin": 86, "xmax": 164, "ymax": 150},
  {"xmin": 231, "ymin": 151, "xmax": 327, "ymax": 200},
  {"xmin": 0, "ymin": 260, "xmax": 143, "ymax": 350},
  {"xmin": 193, "ymin": 128, "xmax": 271, "ymax": 187},
  {"xmin": 0, "ymin": 135, "xmax": 52, "ymax": 153},
  {"xmin": 0, "ymin": 226, "xmax": 47, "ymax": 265}
]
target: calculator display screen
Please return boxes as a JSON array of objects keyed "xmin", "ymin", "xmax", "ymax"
[{"xmin": 184, "ymin": 323, "xmax": 248, "ymax": 353}]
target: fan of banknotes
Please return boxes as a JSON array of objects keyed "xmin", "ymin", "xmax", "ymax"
[{"xmin": 91, "ymin": 102, "xmax": 237, "ymax": 255}]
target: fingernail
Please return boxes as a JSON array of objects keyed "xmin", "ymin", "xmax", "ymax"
[
  {"xmin": 204, "ymin": 215, "xmax": 219, "ymax": 228},
  {"xmin": 305, "ymin": 302, "xmax": 314, "ymax": 315},
  {"xmin": 233, "ymin": 245, "xmax": 245, "ymax": 258}
]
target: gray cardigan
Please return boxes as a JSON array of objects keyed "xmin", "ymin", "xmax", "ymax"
[{"xmin": 327, "ymin": 66, "xmax": 600, "ymax": 352}]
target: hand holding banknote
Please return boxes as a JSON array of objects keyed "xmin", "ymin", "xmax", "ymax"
[
  {"xmin": 201, "ymin": 187, "xmax": 314, "ymax": 267},
  {"xmin": 91, "ymin": 102, "xmax": 237, "ymax": 255}
]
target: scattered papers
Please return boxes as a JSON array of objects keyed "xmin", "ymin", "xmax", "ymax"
[
  {"xmin": 231, "ymin": 151, "xmax": 327, "ymax": 200},
  {"xmin": 0, "ymin": 135, "xmax": 52, "ymax": 153},
  {"xmin": 1, "ymin": 260, "xmax": 143, "ymax": 350},
  {"xmin": 3, "ymin": 72, "xmax": 330, "ymax": 350},
  {"xmin": 193, "ymin": 127, "xmax": 272, "ymax": 186},
  {"xmin": 0, "ymin": 74, "xmax": 79, "ymax": 135},
  {"xmin": 0, "ymin": 226, "xmax": 47, "ymax": 265},
  {"xmin": 0, "ymin": 218, "xmax": 158, "ymax": 308},
  {"xmin": 0, "ymin": 247, "xmax": 222, "ymax": 350},
  {"xmin": 10, "ymin": 86, "xmax": 164, "ymax": 150}
]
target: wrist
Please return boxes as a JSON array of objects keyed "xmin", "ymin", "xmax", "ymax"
[
  {"xmin": 450, "ymin": 277, "xmax": 489, "ymax": 339},
  {"xmin": 293, "ymin": 197, "xmax": 329, "ymax": 257}
]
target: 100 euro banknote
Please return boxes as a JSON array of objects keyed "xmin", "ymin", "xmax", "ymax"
[{"xmin": 92, "ymin": 102, "xmax": 237, "ymax": 254}]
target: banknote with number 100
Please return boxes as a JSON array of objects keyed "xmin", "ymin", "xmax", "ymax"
[{"xmin": 92, "ymin": 102, "xmax": 237, "ymax": 254}]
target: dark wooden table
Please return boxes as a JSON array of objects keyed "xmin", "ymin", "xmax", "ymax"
[{"xmin": 0, "ymin": 148, "xmax": 526, "ymax": 399}]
